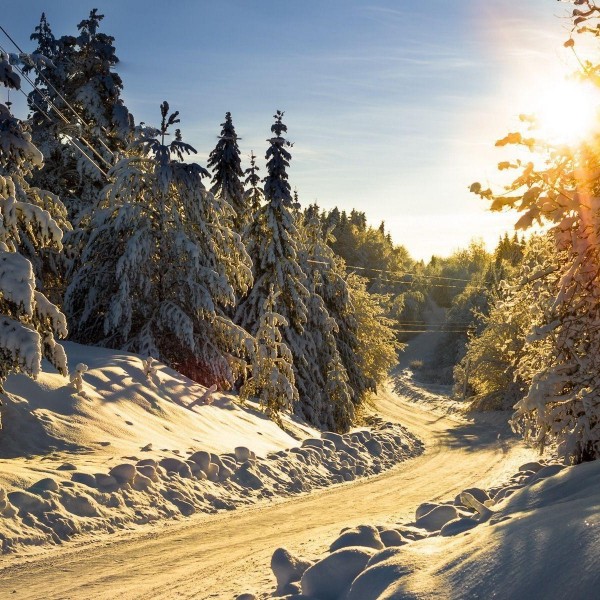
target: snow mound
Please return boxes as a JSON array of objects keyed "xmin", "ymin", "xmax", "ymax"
[
  {"xmin": 271, "ymin": 547, "xmax": 313, "ymax": 594},
  {"xmin": 415, "ymin": 503, "xmax": 459, "ymax": 531},
  {"xmin": 301, "ymin": 547, "xmax": 376, "ymax": 599},
  {"xmin": 0, "ymin": 343, "xmax": 423, "ymax": 554},
  {"xmin": 329, "ymin": 524, "xmax": 384, "ymax": 552},
  {"xmin": 256, "ymin": 456, "xmax": 599, "ymax": 598}
]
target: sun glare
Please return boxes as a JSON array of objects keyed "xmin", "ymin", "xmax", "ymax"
[{"xmin": 532, "ymin": 78, "xmax": 600, "ymax": 146}]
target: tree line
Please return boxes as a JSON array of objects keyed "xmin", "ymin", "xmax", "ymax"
[{"xmin": 0, "ymin": 9, "xmax": 399, "ymax": 433}]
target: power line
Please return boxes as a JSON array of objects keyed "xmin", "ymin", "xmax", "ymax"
[
  {"xmin": 395, "ymin": 322, "xmax": 475, "ymax": 326},
  {"xmin": 307, "ymin": 259, "xmax": 477, "ymax": 283},
  {"xmin": 0, "ymin": 24, "xmax": 117, "ymax": 162},
  {"xmin": 7, "ymin": 79, "xmax": 109, "ymax": 178},
  {"xmin": 0, "ymin": 46, "xmax": 114, "ymax": 176},
  {"xmin": 397, "ymin": 330, "xmax": 472, "ymax": 333},
  {"xmin": 306, "ymin": 259, "xmax": 488, "ymax": 287}
]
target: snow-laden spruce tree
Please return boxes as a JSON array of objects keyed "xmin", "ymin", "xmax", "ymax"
[
  {"xmin": 237, "ymin": 112, "xmax": 354, "ymax": 430},
  {"xmin": 207, "ymin": 112, "xmax": 247, "ymax": 232},
  {"xmin": 243, "ymin": 151, "xmax": 264, "ymax": 231},
  {"xmin": 235, "ymin": 112, "xmax": 313, "ymax": 417},
  {"xmin": 470, "ymin": 3, "xmax": 600, "ymax": 462},
  {"xmin": 25, "ymin": 10, "xmax": 133, "ymax": 303},
  {"xmin": 302, "ymin": 205, "xmax": 373, "ymax": 405},
  {"xmin": 0, "ymin": 54, "xmax": 67, "ymax": 389},
  {"xmin": 240, "ymin": 287, "xmax": 298, "ymax": 422},
  {"xmin": 27, "ymin": 9, "xmax": 133, "ymax": 217},
  {"xmin": 65, "ymin": 102, "xmax": 252, "ymax": 387}
]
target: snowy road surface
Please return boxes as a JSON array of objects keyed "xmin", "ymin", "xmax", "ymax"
[{"xmin": 0, "ymin": 385, "xmax": 533, "ymax": 599}]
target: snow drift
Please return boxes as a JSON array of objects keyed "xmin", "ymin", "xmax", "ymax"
[
  {"xmin": 255, "ymin": 457, "xmax": 600, "ymax": 599},
  {"xmin": 0, "ymin": 342, "xmax": 422, "ymax": 554}
]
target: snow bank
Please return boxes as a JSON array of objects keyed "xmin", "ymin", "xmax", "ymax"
[
  {"xmin": 256, "ymin": 457, "xmax": 599, "ymax": 599},
  {"xmin": 0, "ymin": 343, "xmax": 423, "ymax": 554}
]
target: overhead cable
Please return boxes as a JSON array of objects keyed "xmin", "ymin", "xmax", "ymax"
[{"xmin": 0, "ymin": 23, "xmax": 116, "ymax": 161}]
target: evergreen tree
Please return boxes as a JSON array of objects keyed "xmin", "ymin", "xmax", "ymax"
[
  {"xmin": 26, "ymin": 10, "xmax": 134, "ymax": 303},
  {"xmin": 237, "ymin": 111, "xmax": 324, "ymax": 423},
  {"xmin": 27, "ymin": 9, "xmax": 133, "ymax": 216},
  {"xmin": 0, "ymin": 55, "xmax": 67, "ymax": 388},
  {"xmin": 65, "ymin": 102, "xmax": 252, "ymax": 387},
  {"xmin": 456, "ymin": 235, "xmax": 552, "ymax": 410},
  {"xmin": 294, "ymin": 208, "xmax": 354, "ymax": 429},
  {"xmin": 207, "ymin": 112, "xmax": 246, "ymax": 232},
  {"xmin": 240, "ymin": 287, "xmax": 298, "ymax": 422},
  {"xmin": 347, "ymin": 273, "xmax": 400, "ymax": 390},
  {"xmin": 236, "ymin": 111, "xmax": 308, "ymax": 336},
  {"xmin": 243, "ymin": 150, "xmax": 263, "ymax": 231},
  {"xmin": 25, "ymin": 13, "xmax": 67, "ymax": 201},
  {"xmin": 302, "ymin": 205, "xmax": 367, "ymax": 410},
  {"xmin": 238, "ymin": 114, "xmax": 357, "ymax": 430}
]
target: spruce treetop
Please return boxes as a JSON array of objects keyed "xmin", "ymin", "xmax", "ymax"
[
  {"xmin": 244, "ymin": 151, "xmax": 260, "ymax": 190},
  {"xmin": 207, "ymin": 111, "xmax": 244, "ymax": 193},
  {"xmin": 29, "ymin": 13, "xmax": 56, "ymax": 64},
  {"xmin": 264, "ymin": 110, "xmax": 293, "ymax": 208},
  {"xmin": 207, "ymin": 112, "xmax": 246, "ymax": 231}
]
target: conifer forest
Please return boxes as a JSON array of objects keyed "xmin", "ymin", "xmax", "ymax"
[{"xmin": 1, "ymin": 3, "xmax": 600, "ymax": 599}]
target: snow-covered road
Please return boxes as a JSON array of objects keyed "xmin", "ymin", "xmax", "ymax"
[{"xmin": 0, "ymin": 385, "xmax": 533, "ymax": 599}]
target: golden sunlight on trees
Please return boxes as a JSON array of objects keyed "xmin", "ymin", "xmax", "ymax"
[{"xmin": 468, "ymin": 1, "xmax": 600, "ymax": 463}]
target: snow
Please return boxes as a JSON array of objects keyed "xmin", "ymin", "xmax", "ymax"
[
  {"xmin": 0, "ymin": 342, "xmax": 422, "ymax": 555},
  {"xmin": 3, "ymin": 335, "xmax": 596, "ymax": 598},
  {"xmin": 251, "ymin": 411, "xmax": 599, "ymax": 600},
  {"xmin": 247, "ymin": 455, "xmax": 600, "ymax": 599},
  {"xmin": 300, "ymin": 546, "xmax": 376, "ymax": 599}
]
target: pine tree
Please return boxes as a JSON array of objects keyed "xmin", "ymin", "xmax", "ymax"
[
  {"xmin": 302, "ymin": 205, "xmax": 373, "ymax": 407},
  {"xmin": 27, "ymin": 9, "xmax": 133, "ymax": 216},
  {"xmin": 0, "ymin": 55, "xmax": 67, "ymax": 388},
  {"xmin": 236, "ymin": 111, "xmax": 308, "ymax": 332},
  {"xmin": 25, "ymin": 13, "xmax": 67, "ymax": 202},
  {"xmin": 65, "ymin": 102, "xmax": 252, "ymax": 387},
  {"xmin": 207, "ymin": 112, "xmax": 246, "ymax": 232},
  {"xmin": 242, "ymin": 150, "xmax": 263, "ymax": 234},
  {"xmin": 236, "ymin": 111, "xmax": 315, "ymax": 421},
  {"xmin": 238, "ymin": 114, "xmax": 356, "ymax": 430}
]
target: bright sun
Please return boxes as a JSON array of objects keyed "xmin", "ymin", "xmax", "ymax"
[{"xmin": 532, "ymin": 78, "xmax": 600, "ymax": 146}]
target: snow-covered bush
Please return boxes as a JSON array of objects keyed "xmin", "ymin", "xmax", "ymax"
[{"xmin": 69, "ymin": 362, "xmax": 87, "ymax": 394}]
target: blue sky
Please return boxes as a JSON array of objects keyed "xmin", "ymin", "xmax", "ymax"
[{"xmin": 1, "ymin": 0, "xmax": 576, "ymax": 259}]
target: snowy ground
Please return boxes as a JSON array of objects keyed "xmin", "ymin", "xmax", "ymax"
[
  {"xmin": 0, "ymin": 376, "xmax": 534, "ymax": 599},
  {"xmin": 0, "ymin": 342, "xmax": 422, "ymax": 556},
  {"xmin": 251, "ymin": 455, "xmax": 600, "ymax": 599},
  {"xmin": 241, "ymin": 360, "xmax": 600, "ymax": 599}
]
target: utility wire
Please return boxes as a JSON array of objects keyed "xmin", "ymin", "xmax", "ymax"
[
  {"xmin": 8, "ymin": 82, "xmax": 109, "ymax": 178},
  {"xmin": 0, "ymin": 23, "xmax": 116, "ymax": 161},
  {"xmin": 306, "ymin": 259, "xmax": 490, "ymax": 288},
  {"xmin": 397, "ymin": 330, "xmax": 472, "ymax": 333},
  {"xmin": 306, "ymin": 259, "xmax": 479, "ymax": 283},
  {"xmin": 0, "ymin": 46, "xmax": 114, "ymax": 174}
]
